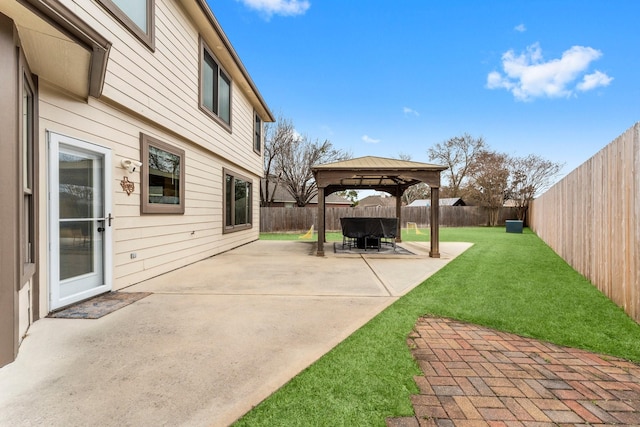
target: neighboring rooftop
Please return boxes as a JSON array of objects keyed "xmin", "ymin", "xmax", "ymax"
[
  {"xmin": 358, "ymin": 195, "xmax": 398, "ymax": 208},
  {"xmin": 261, "ymin": 179, "xmax": 351, "ymax": 206},
  {"xmin": 407, "ymin": 198, "xmax": 466, "ymax": 207}
]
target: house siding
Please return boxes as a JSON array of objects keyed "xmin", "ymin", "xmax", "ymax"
[
  {"xmin": 39, "ymin": 82, "xmax": 260, "ymax": 291},
  {"xmin": 1, "ymin": 0, "xmax": 269, "ymax": 366},
  {"xmin": 60, "ymin": 0, "xmax": 262, "ymax": 174}
]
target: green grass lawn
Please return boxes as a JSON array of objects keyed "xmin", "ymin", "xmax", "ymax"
[{"xmin": 236, "ymin": 227, "xmax": 640, "ymax": 426}]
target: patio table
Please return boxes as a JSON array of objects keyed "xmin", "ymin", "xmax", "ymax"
[{"xmin": 339, "ymin": 217, "xmax": 398, "ymax": 250}]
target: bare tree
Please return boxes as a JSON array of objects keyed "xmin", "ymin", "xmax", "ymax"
[
  {"xmin": 401, "ymin": 183, "xmax": 429, "ymax": 205},
  {"xmin": 394, "ymin": 153, "xmax": 430, "ymax": 205},
  {"xmin": 467, "ymin": 150, "xmax": 510, "ymax": 226},
  {"xmin": 427, "ymin": 133, "xmax": 485, "ymax": 197},
  {"xmin": 277, "ymin": 136, "xmax": 350, "ymax": 207},
  {"xmin": 261, "ymin": 115, "xmax": 296, "ymax": 206},
  {"xmin": 509, "ymin": 154, "xmax": 563, "ymax": 222}
]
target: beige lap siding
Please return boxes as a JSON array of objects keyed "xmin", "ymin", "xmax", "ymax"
[
  {"xmin": 38, "ymin": 83, "xmax": 259, "ymax": 293},
  {"xmin": 60, "ymin": 0, "xmax": 262, "ymax": 174}
]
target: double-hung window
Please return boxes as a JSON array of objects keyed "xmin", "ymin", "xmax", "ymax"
[
  {"xmin": 21, "ymin": 63, "xmax": 36, "ymax": 285},
  {"xmin": 201, "ymin": 40, "xmax": 232, "ymax": 128},
  {"xmin": 223, "ymin": 169, "xmax": 252, "ymax": 232},
  {"xmin": 97, "ymin": 0, "xmax": 155, "ymax": 50},
  {"xmin": 254, "ymin": 113, "xmax": 262, "ymax": 154}
]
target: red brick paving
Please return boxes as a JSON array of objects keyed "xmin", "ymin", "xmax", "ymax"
[{"xmin": 387, "ymin": 317, "xmax": 640, "ymax": 427}]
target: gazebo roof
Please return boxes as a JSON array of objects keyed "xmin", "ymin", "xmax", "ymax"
[
  {"xmin": 313, "ymin": 156, "xmax": 445, "ymax": 171},
  {"xmin": 312, "ymin": 156, "xmax": 447, "ymax": 190}
]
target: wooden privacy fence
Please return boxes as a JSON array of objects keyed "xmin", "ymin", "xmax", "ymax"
[
  {"xmin": 260, "ymin": 206, "xmax": 517, "ymax": 232},
  {"xmin": 529, "ymin": 122, "xmax": 640, "ymax": 323}
]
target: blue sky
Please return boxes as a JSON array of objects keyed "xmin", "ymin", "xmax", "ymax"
[{"xmin": 208, "ymin": 0, "xmax": 639, "ymax": 177}]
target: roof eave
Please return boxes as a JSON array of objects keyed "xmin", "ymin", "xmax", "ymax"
[{"xmin": 14, "ymin": 0, "xmax": 112, "ymax": 99}]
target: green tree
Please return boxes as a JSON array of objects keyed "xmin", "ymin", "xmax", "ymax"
[{"xmin": 337, "ymin": 190, "xmax": 359, "ymax": 206}]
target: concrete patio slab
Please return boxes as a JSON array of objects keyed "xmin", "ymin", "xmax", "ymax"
[{"xmin": 0, "ymin": 240, "xmax": 471, "ymax": 427}]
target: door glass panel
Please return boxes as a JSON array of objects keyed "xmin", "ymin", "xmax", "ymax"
[
  {"xmin": 59, "ymin": 221, "xmax": 94, "ymax": 280},
  {"xmin": 58, "ymin": 151, "xmax": 103, "ymax": 282},
  {"xmin": 59, "ymin": 153, "xmax": 94, "ymax": 218}
]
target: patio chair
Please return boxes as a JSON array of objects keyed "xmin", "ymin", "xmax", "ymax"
[
  {"xmin": 380, "ymin": 218, "xmax": 398, "ymax": 251},
  {"xmin": 340, "ymin": 218, "xmax": 360, "ymax": 249},
  {"xmin": 363, "ymin": 219, "xmax": 384, "ymax": 251}
]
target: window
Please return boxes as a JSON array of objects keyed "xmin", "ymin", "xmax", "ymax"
[
  {"xmin": 140, "ymin": 134, "xmax": 185, "ymax": 214},
  {"xmin": 21, "ymin": 68, "xmax": 36, "ymax": 285},
  {"xmin": 200, "ymin": 40, "xmax": 232, "ymax": 128},
  {"xmin": 97, "ymin": 0, "xmax": 155, "ymax": 50},
  {"xmin": 223, "ymin": 169, "xmax": 252, "ymax": 232},
  {"xmin": 254, "ymin": 113, "xmax": 262, "ymax": 154}
]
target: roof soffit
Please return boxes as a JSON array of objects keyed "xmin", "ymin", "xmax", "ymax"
[{"xmin": 5, "ymin": 0, "xmax": 111, "ymax": 98}]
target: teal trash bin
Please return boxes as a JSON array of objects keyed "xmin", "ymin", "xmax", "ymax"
[
  {"xmin": 505, "ymin": 220, "xmax": 523, "ymax": 233},
  {"xmin": 505, "ymin": 219, "xmax": 522, "ymax": 233}
]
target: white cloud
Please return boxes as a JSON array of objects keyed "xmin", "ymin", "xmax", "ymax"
[
  {"xmin": 403, "ymin": 107, "xmax": 420, "ymax": 116},
  {"xmin": 514, "ymin": 24, "xmax": 526, "ymax": 32},
  {"xmin": 236, "ymin": 0, "xmax": 310, "ymax": 17},
  {"xmin": 320, "ymin": 125, "xmax": 334, "ymax": 135},
  {"xmin": 362, "ymin": 135, "xmax": 381, "ymax": 144},
  {"xmin": 577, "ymin": 70, "xmax": 613, "ymax": 91},
  {"xmin": 487, "ymin": 42, "xmax": 612, "ymax": 101}
]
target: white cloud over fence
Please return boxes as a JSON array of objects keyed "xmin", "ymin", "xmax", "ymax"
[{"xmin": 487, "ymin": 43, "xmax": 613, "ymax": 101}]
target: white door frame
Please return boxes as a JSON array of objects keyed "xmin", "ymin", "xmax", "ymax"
[{"xmin": 48, "ymin": 132, "xmax": 113, "ymax": 310}]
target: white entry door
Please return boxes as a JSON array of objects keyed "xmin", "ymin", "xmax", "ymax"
[{"xmin": 49, "ymin": 133, "xmax": 112, "ymax": 310}]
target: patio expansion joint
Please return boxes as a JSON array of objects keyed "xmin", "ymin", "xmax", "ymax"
[
  {"xmin": 360, "ymin": 255, "xmax": 394, "ymax": 297},
  {"xmin": 142, "ymin": 291, "xmax": 397, "ymax": 298}
]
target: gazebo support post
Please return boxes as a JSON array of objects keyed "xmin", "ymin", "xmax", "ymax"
[
  {"xmin": 316, "ymin": 186, "xmax": 325, "ymax": 256},
  {"xmin": 429, "ymin": 187, "xmax": 440, "ymax": 258},
  {"xmin": 395, "ymin": 187, "xmax": 402, "ymax": 243}
]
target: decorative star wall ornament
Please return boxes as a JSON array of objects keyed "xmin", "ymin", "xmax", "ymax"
[{"xmin": 120, "ymin": 176, "xmax": 135, "ymax": 196}]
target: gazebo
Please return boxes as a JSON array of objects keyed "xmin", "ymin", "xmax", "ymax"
[{"xmin": 311, "ymin": 156, "xmax": 447, "ymax": 258}]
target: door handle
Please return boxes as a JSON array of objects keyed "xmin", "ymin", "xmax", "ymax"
[{"xmin": 97, "ymin": 214, "xmax": 112, "ymax": 232}]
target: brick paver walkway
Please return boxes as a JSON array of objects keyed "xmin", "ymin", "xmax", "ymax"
[{"xmin": 388, "ymin": 317, "xmax": 640, "ymax": 427}]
